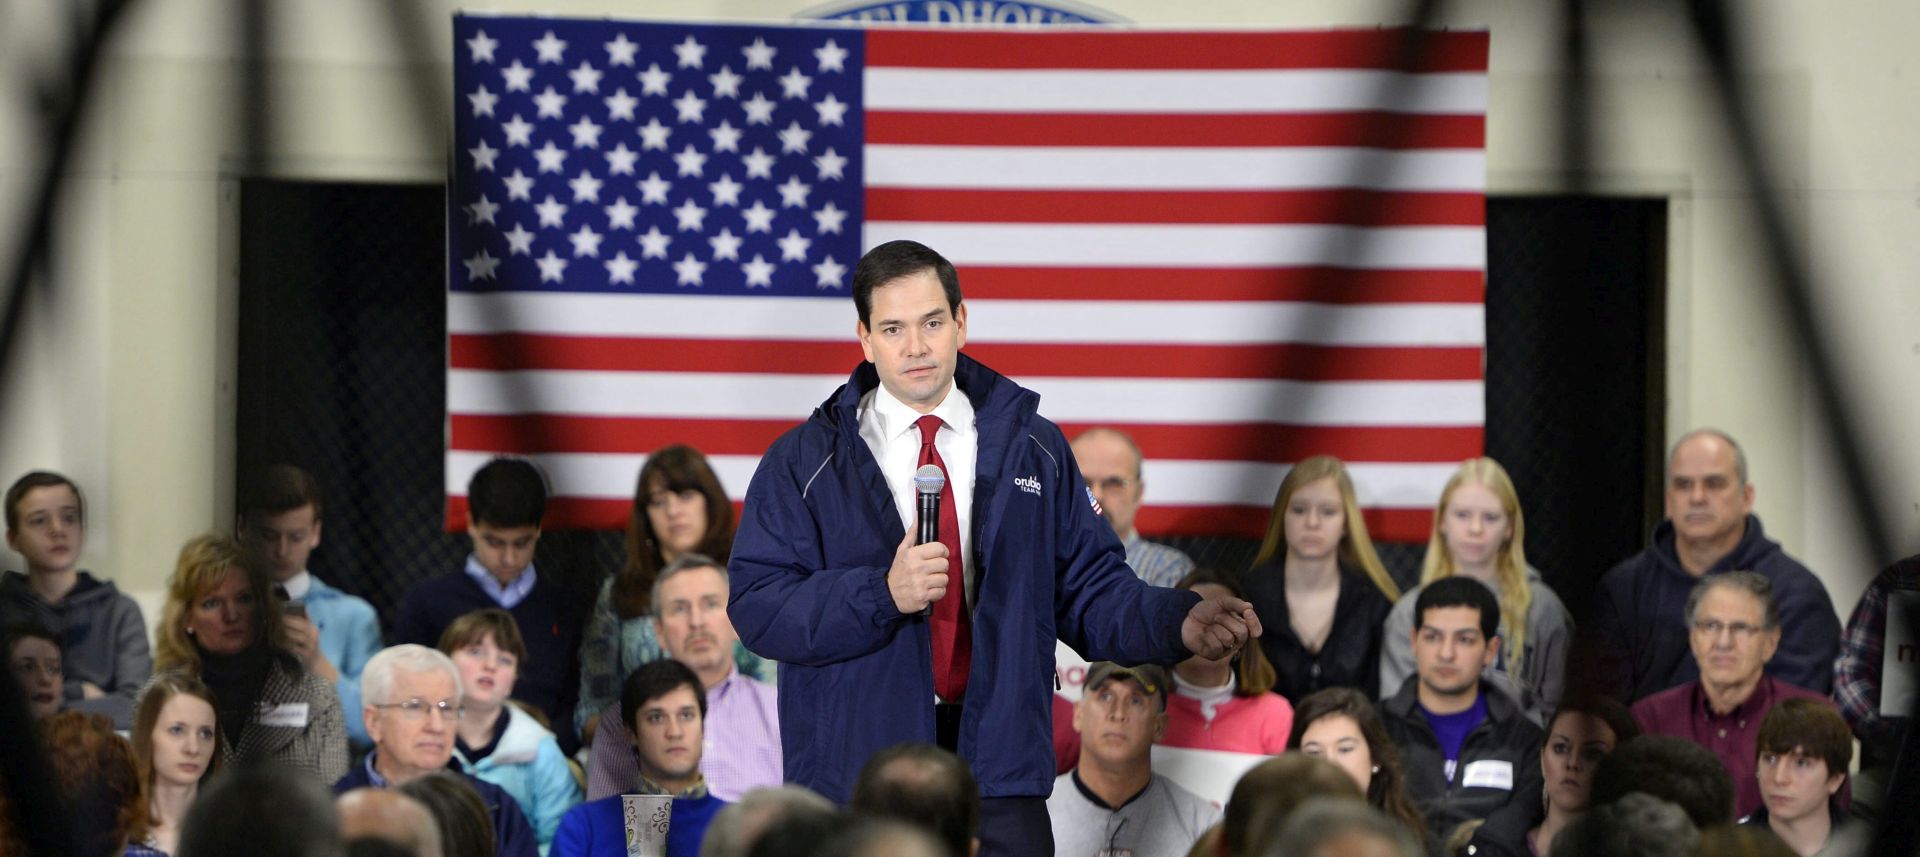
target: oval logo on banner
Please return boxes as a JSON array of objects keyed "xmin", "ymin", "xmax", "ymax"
[{"xmin": 799, "ymin": 0, "xmax": 1123, "ymax": 24}]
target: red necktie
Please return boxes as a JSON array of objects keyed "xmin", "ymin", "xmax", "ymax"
[{"xmin": 915, "ymin": 415, "xmax": 971, "ymax": 701}]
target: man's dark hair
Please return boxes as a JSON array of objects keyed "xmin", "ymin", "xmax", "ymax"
[
  {"xmin": 1589, "ymin": 736, "xmax": 1734, "ymax": 829},
  {"xmin": 747, "ymin": 809, "xmax": 842, "ymax": 857},
  {"xmin": 177, "ymin": 762, "xmax": 345, "ymax": 857},
  {"xmin": 4, "ymin": 470, "xmax": 83, "ymax": 532},
  {"xmin": 239, "ymin": 463, "xmax": 325, "ymax": 522},
  {"xmin": 813, "ymin": 819, "xmax": 948, "ymax": 857},
  {"xmin": 620, "ymin": 659, "xmax": 706, "ymax": 735},
  {"xmin": 1414, "ymin": 576, "xmax": 1501, "ymax": 640},
  {"xmin": 851, "ymin": 240, "xmax": 962, "ymax": 327},
  {"xmin": 466, "ymin": 458, "xmax": 547, "ymax": 529},
  {"xmin": 1755, "ymin": 697, "xmax": 1852, "ymax": 776},
  {"xmin": 396, "ymin": 771, "xmax": 496, "ymax": 857},
  {"xmin": 850, "ymin": 743, "xmax": 978, "ymax": 857},
  {"xmin": 346, "ymin": 839, "xmax": 419, "ymax": 857},
  {"xmin": 1548, "ymin": 792, "xmax": 1698, "ymax": 857}
]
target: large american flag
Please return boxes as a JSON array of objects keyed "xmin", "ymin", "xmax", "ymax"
[{"xmin": 447, "ymin": 15, "xmax": 1489, "ymax": 542}]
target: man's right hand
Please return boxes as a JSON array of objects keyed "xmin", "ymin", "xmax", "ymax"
[{"xmin": 887, "ymin": 529, "xmax": 951, "ymax": 614}]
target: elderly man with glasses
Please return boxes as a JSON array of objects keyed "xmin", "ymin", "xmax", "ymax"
[{"xmin": 334, "ymin": 643, "xmax": 541, "ymax": 857}]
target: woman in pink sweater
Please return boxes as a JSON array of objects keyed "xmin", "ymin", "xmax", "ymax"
[{"xmin": 1160, "ymin": 567, "xmax": 1295, "ymax": 754}]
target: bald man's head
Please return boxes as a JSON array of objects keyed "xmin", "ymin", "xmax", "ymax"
[{"xmin": 337, "ymin": 788, "xmax": 444, "ymax": 857}]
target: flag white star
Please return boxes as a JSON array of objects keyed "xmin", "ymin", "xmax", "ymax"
[
  {"xmin": 604, "ymin": 143, "xmax": 638, "ymax": 175},
  {"xmin": 639, "ymin": 63, "xmax": 672, "ymax": 96},
  {"xmin": 708, "ymin": 227, "xmax": 743, "ymax": 261},
  {"xmin": 569, "ymin": 224, "xmax": 604, "ymax": 257},
  {"xmin": 673, "ymin": 145, "xmax": 707, "ymax": 177},
  {"xmin": 568, "ymin": 170, "xmax": 603, "ymax": 202},
  {"xmin": 779, "ymin": 67, "xmax": 813, "ymax": 100},
  {"xmin": 533, "ymin": 141, "xmax": 568, "ymax": 173},
  {"xmin": 638, "ymin": 118, "xmax": 672, "ymax": 151},
  {"xmin": 605, "ymin": 33, "xmax": 639, "ymax": 66},
  {"xmin": 778, "ymin": 121, "xmax": 812, "ymax": 154},
  {"xmin": 639, "ymin": 226, "xmax": 672, "ymax": 258},
  {"xmin": 501, "ymin": 60, "xmax": 534, "ymax": 92},
  {"xmin": 813, "ymin": 201, "xmax": 848, "ymax": 234},
  {"xmin": 742, "ymin": 147, "xmax": 776, "ymax": 179},
  {"xmin": 742, "ymin": 92, "xmax": 776, "ymax": 125},
  {"xmin": 814, "ymin": 148, "xmax": 848, "ymax": 181},
  {"xmin": 673, "ymin": 90, "xmax": 707, "ymax": 123},
  {"xmin": 502, "ymin": 115, "xmax": 535, "ymax": 147},
  {"xmin": 673, "ymin": 252, "xmax": 707, "ymax": 286},
  {"xmin": 777, "ymin": 228, "xmax": 812, "ymax": 262},
  {"xmin": 605, "ymin": 251, "xmax": 639, "ymax": 284},
  {"xmin": 709, "ymin": 174, "xmax": 744, "ymax": 206},
  {"xmin": 504, "ymin": 223, "xmax": 535, "ymax": 255},
  {"xmin": 743, "ymin": 38, "xmax": 777, "ymax": 70},
  {"xmin": 604, "ymin": 88, "xmax": 639, "ymax": 121},
  {"xmin": 535, "ymin": 195, "xmax": 568, "ymax": 228},
  {"xmin": 708, "ymin": 65, "xmax": 743, "ymax": 99},
  {"xmin": 569, "ymin": 116, "xmax": 604, "ymax": 149},
  {"xmin": 777, "ymin": 176, "xmax": 812, "ymax": 208},
  {"xmin": 534, "ymin": 31, "xmax": 567, "ymax": 64},
  {"xmin": 673, "ymin": 36, "xmax": 707, "ymax": 68},
  {"xmin": 463, "ymin": 248, "xmax": 500, "ymax": 280},
  {"xmin": 467, "ymin": 85, "xmax": 498, "ymax": 117},
  {"xmin": 536, "ymin": 250, "xmax": 569, "ymax": 282},
  {"xmin": 604, "ymin": 197, "xmax": 639, "ymax": 229},
  {"xmin": 815, "ymin": 40, "xmax": 849, "ymax": 73},
  {"xmin": 742, "ymin": 200, "xmax": 776, "ymax": 233},
  {"xmin": 502, "ymin": 168, "xmax": 535, "ymax": 200},
  {"xmin": 742, "ymin": 253, "xmax": 777, "ymax": 288},
  {"xmin": 813, "ymin": 255, "xmax": 847, "ymax": 288},
  {"xmin": 672, "ymin": 198, "xmax": 708, "ymax": 231},
  {"xmin": 466, "ymin": 30, "xmax": 498, "ymax": 63},
  {"xmin": 708, "ymin": 120, "xmax": 742, "ymax": 153},
  {"xmin": 569, "ymin": 61, "xmax": 603, "ymax": 94},
  {"xmin": 534, "ymin": 86, "xmax": 568, "ymax": 119},
  {"xmin": 468, "ymin": 139, "xmax": 499, "ymax": 171},
  {"xmin": 639, "ymin": 172, "xmax": 672, "ymax": 205},
  {"xmin": 813, "ymin": 93, "xmax": 848, "ymax": 126}
]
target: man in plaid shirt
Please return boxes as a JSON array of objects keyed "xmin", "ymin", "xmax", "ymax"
[{"xmin": 1833, "ymin": 554, "xmax": 1920, "ymax": 763}]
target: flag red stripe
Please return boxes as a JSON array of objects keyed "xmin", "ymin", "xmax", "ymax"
[
  {"xmin": 864, "ymin": 29, "xmax": 1490, "ymax": 73},
  {"xmin": 959, "ymin": 267, "xmax": 1484, "ymax": 303},
  {"xmin": 865, "ymin": 111, "xmax": 1484, "ymax": 150},
  {"xmin": 864, "ymin": 188, "xmax": 1485, "ymax": 226},
  {"xmin": 1137, "ymin": 505, "xmax": 1433, "ymax": 542}
]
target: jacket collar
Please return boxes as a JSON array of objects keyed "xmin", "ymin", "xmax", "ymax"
[
  {"xmin": 822, "ymin": 352, "xmax": 1036, "ymax": 440},
  {"xmin": 1384, "ymin": 673, "xmax": 1525, "ymax": 726},
  {"xmin": 1649, "ymin": 514, "xmax": 1781, "ymax": 577}
]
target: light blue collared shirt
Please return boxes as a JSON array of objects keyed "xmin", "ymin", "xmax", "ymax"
[{"xmin": 464, "ymin": 555, "xmax": 539, "ymax": 609}]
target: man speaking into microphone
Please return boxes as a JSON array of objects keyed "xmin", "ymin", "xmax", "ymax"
[{"xmin": 729, "ymin": 240, "xmax": 1260, "ymax": 856}]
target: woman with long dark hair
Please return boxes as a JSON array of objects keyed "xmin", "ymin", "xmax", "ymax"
[
  {"xmin": 1287, "ymin": 687, "xmax": 1428, "ymax": 849},
  {"xmin": 130, "ymin": 672, "xmax": 224, "ymax": 855},
  {"xmin": 1464, "ymin": 695, "xmax": 1640, "ymax": 857}
]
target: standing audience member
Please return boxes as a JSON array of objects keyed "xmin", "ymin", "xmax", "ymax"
[
  {"xmin": 1288, "ymin": 688, "xmax": 1428, "ymax": 848},
  {"xmin": 237, "ymin": 465, "xmax": 383, "ymax": 747},
  {"xmin": 1217, "ymin": 754, "xmax": 1364, "ymax": 857},
  {"xmin": 1047, "ymin": 663, "xmax": 1220, "ymax": 857},
  {"xmin": 1741, "ymin": 699, "xmax": 1863, "ymax": 857},
  {"xmin": 440, "ymin": 609, "xmax": 580, "ymax": 851},
  {"xmin": 1546, "ymin": 792, "xmax": 1698, "ymax": 857},
  {"xmin": 394, "ymin": 458, "xmax": 589, "ymax": 753},
  {"xmin": 154, "ymin": 534, "xmax": 346, "ymax": 782},
  {"xmin": 39, "ymin": 711, "xmax": 156, "ymax": 857},
  {"xmin": 338, "ymin": 788, "xmax": 443, "ymax": 857},
  {"xmin": 3, "ymin": 621, "xmax": 63, "ymax": 719},
  {"xmin": 131, "ymin": 672, "xmax": 223, "ymax": 855},
  {"xmin": 1163, "ymin": 568, "xmax": 1294, "ymax": 755},
  {"xmin": 1243, "ymin": 456, "xmax": 1399, "ymax": 702},
  {"xmin": 554, "ymin": 660, "xmax": 727, "ymax": 857},
  {"xmin": 176, "ymin": 763, "xmax": 346, "ymax": 857},
  {"xmin": 697, "ymin": 786, "xmax": 838, "ymax": 857},
  {"xmin": 1, "ymin": 471, "xmax": 151, "ymax": 727},
  {"xmin": 1464, "ymin": 695, "xmax": 1640, "ymax": 857},
  {"xmin": 1630, "ymin": 573, "xmax": 1834, "ymax": 817},
  {"xmin": 1265, "ymin": 798, "xmax": 1423, "ymax": 857},
  {"xmin": 850, "ymin": 743, "xmax": 980, "ymax": 857},
  {"xmin": 1587, "ymin": 736, "xmax": 1735, "ymax": 830},
  {"xmin": 333, "ymin": 644, "xmax": 539, "ymax": 857},
  {"xmin": 1584, "ymin": 430, "xmax": 1839, "ymax": 702},
  {"xmin": 1379, "ymin": 577, "xmax": 1545, "ymax": 842},
  {"xmin": 1381, "ymin": 458, "xmax": 1572, "ymax": 721},
  {"xmin": 576, "ymin": 447, "xmax": 773, "ymax": 742},
  {"xmin": 397, "ymin": 771, "xmax": 500, "ymax": 857},
  {"xmin": 1831, "ymin": 552, "xmax": 1920, "ymax": 763},
  {"xmin": 1071, "ymin": 427, "xmax": 1196, "ymax": 587}
]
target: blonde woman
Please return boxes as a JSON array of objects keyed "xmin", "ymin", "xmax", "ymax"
[
  {"xmin": 1378, "ymin": 457, "xmax": 1572, "ymax": 721},
  {"xmin": 1243, "ymin": 456, "xmax": 1401, "ymax": 701}
]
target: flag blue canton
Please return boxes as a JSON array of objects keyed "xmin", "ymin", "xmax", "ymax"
[{"xmin": 451, "ymin": 16, "xmax": 864, "ymax": 296}]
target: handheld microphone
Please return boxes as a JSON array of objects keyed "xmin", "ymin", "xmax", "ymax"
[{"xmin": 913, "ymin": 464, "xmax": 945, "ymax": 546}]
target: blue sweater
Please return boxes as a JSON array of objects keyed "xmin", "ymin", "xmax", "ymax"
[{"xmin": 551, "ymin": 793, "xmax": 725, "ymax": 857}]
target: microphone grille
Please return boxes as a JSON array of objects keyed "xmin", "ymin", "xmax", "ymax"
[{"xmin": 913, "ymin": 464, "xmax": 946, "ymax": 494}]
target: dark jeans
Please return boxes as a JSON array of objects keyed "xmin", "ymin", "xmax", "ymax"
[{"xmin": 979, "ymin": 796, "xmax": 1053, "ymax": 857}]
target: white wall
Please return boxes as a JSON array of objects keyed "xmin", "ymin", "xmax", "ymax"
[{"xmin": 0, "ymin": 0, "xmax": 1914, "ymax": 621}]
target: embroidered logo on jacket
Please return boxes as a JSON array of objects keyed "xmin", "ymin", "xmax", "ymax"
[{"xmin": 1014, "ymin": 475, "xmax": 1043, "ymax": 497}]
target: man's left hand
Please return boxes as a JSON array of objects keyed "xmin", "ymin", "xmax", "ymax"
[{"xmin": 1181, "ymin": 594, "xmax": 1262, "ymax": 659}]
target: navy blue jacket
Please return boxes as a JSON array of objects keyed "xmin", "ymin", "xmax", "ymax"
[
  {"xmin": 333, "ymin": 758, "xmax": 540, "ymax": 857},
  {"xmin": 728, "ymin": 356, "xmax": 1199, "ymax": 802}
]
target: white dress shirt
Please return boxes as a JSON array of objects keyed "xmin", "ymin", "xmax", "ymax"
[{"xmin": 858, "ymin": 381, "xmax": 978, "ymax": 607}]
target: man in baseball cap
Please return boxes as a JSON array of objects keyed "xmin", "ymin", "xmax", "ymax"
[{"xmin": 1047, "ymin": 662, "xmax": 1219, "ymax": 857}]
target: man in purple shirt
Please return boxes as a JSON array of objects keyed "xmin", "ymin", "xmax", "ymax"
[
  {"xmin": 1631, "ymin": 572, "xmax": 1834, "ymax": 818},
  {"xmin": 587, "ymin": 554, "xmax": 781, "ymax": 801}
]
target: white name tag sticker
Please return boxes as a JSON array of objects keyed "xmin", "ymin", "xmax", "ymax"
[
  {"xmin": 1461, "ymin": 759, "xmax": 1514, "ymax": 790},
  {"xmin": 257, "ymin": 702, "xmax": 310, "ymax": 728}
]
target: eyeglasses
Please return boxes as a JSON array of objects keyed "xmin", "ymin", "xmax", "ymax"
[
  {"xmin": 371, "ymin": 698, "xmax": 465, "ymax": 721},
  {"xmin": 1691, "ymin": 619, "xmax": 1765, "ymax": 640}
]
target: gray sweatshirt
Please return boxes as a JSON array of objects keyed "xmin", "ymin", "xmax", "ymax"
[{"xmin": 0, "ymin": 570, "xmax": 152, "ymax": 727}]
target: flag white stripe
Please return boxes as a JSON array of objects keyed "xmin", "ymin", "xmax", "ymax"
[
  {"xmin": 864, "ymin": 145, "xmax": 1485, "ymax": 192},
  {"xmin": 863, "ymin": 68, "xmax": 1488, "ymax": 114},
  {"xmin": 864, "ymin": 223, "xmax": 1485, "ymax": 269}
]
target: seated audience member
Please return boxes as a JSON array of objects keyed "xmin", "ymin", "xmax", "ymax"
[
  {"xmin": 1218, "ymin": 754, "xmax": 1363, "ymax": 857},
  {"xmin": 1288, "ymin": 687, "xmax": 1428, "ymax": 847},
  {"xmin": 1242, "ymin": 456, "xmax": 1399, "ymax": 701},
  {"xmin": 1547, "ymin": 792, "xmax": 1698, "ymax": 857},
  {"xmin": 1048, "ymin": 662, "xmax": 1221, "ymax": 857},
  {"xmin": 1164, "ymin": 567, "xmax": 1294, "ymax": 755},
  {"xmin": 1464, "ymin": 695, "xmax": 1640, "ymax": 857},
  {"xmin": 1265, "ymin": 797, "xmax": 1423, "ymax": 857},
  {"xmin": 1587, "ymin": 736, "xmax": 1734, "ymax": 829},
  {"xmin": 588, "ymin": 555, "xmax": 778, "ymax": 801},
  {"xmin": 743, "ymin": 811, "xmax": 842, "ymax": 857},
  {"xmin": 339, "ymin": 788, "xmax": 443, "ymax": 857},
  {"xmin": 238, "ymin": 464, "xmax": 383, "ymax": 747},
  {"xmin": 815, "ymin": 819, "xmax": 949, "ymax": 857},
  {"xmin": 3, "ymin": 621, "xmax": 63, "ymax": 719},
  {"xmin": 394, "ymin": 458, "xmax": 588, "ymax": 753},
  {"xmin": 1381, "ymin": 458, "xmax": 1572, "ymax": 722},
  {"xmin": 1584, "ymin": 430, "xmax": 1838, "ymax": 702},
  {"xmin": 555, "ymin": 660, "xmax": 727, "ymax": 857},
  {"xmin": 1379, "ymin": 577, "xmax": 1545, "ymax": 841},
  {"xmin": 439, "ymin": 608, "xmax": 581, "ymax": 850},
  {"xmin": 131, "ymin": 672, "xmax": 223, "ymax": 855},
  {"xmin": 155, "ymin": 533, "xmax": 347, "ymax": 782},
  {"xmin": 1071, "ymin": 427, "xmax": 1195, "ymax": 587},
  {"xmin": 1741, "ymin": 699, "xmax": 1864, "ymax": 857},
  {"xmin": 1831, "ymin": 552, "xmax": 1919, "ymax": 761},
  {"xmin": 576, "ymin": 447, "xmax": 772, "ymax": 742},
  {"xmin": 1, "ymin": 471, "xmax": 151, "ymax": 727},
  {"xmin": 39, "ymin": 711, "xmax": 156, "ymax": 857},
  {"xmin": 698, "ymin": 786, "xmax": 838, "ymax": 857},
  {"xmin": 177, "ymin": 762, "xmax": 346, "ymax": 857},
  {"xmin": 398, "ymin": 770, "xmax": 500, "ymax": 857},
  {"xmin": 1630, "ymin": 572, "xmax": 1834, "ymax": 817},
  {"xmin": 334, "ymin": 644, "xmax": 538, "ymax": 857},
  {"xmin": 851, "ymin": 743, "xmax": 979, "ymax": 857}
]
